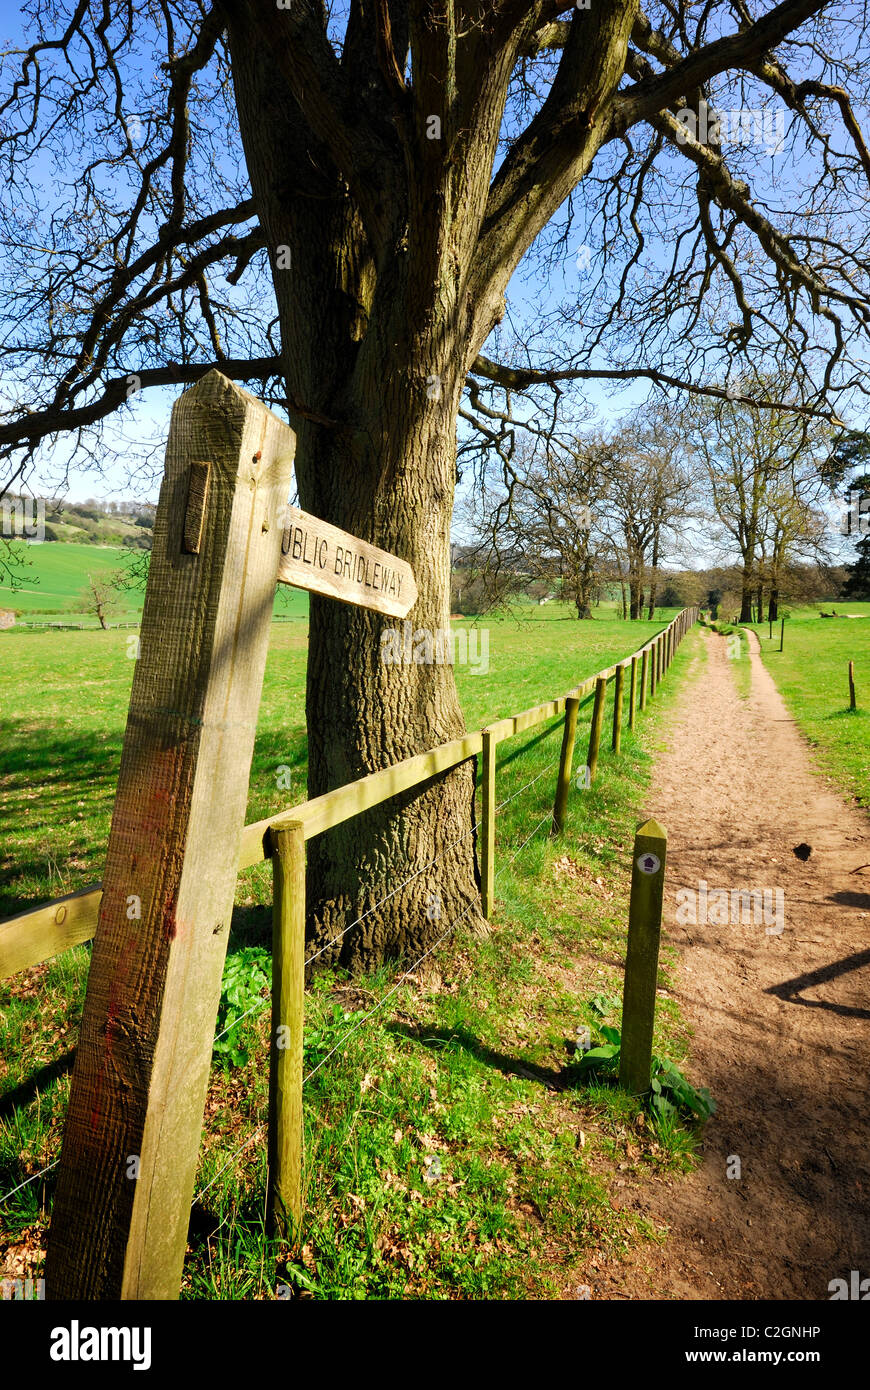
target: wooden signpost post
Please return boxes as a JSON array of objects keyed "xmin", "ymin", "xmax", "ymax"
[
  {"xmin": 45, "ymin": 371, "xmax": 418, "ymax": 1300},
  {"xmin": 619, "ymin": 818, "xmax": 667, "ymax": 1095}
]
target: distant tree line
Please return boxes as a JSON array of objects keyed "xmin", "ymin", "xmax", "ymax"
[{"xmin": 458, "ymin": 385, "xmax": 866, "ymax": 619}]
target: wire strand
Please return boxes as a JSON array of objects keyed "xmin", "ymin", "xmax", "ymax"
[
  {"xmin": 0, "ymin": 1158, "xmax": 58, "ymax": 1209},
  {"xmin": 495, "ymin": 755, "xmax": 560, "ymax": 812},
  {"xmin": 304, "ymin": 824, "xmax": 478, "ymax": 967},
  {"xmin": 191, "ymin": 1124, "xmax": 267, "ymax": 1206},
  {"xmin": 496, "ymin": 810, "xmax": 554, "ymax": 880},
  {"xmin": 303, "ymin": 901, "xmax": 476, "ymax": 1086}
]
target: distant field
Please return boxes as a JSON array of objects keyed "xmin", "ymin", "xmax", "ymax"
[
  {"xmin": 743, "ymin": 603, "xmax": 870, "ymax": 809},
  {"xmin": 0, "ymin": 542, "xmax": 141, "ymax": 621},
  {"xmin": 0, "ymin": 603, "xmax": 678, "ymax": 915},
  {"xmin": 0, "ymin": 540, "xmax": 309, "ymax": 625}
]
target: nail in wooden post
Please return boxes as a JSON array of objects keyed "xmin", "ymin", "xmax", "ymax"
[
  {"xmin": 552, "ymin": 697, "xmax": 580, "ymax": 835},
  {"xmin": 586, "ymin": 677, "xmax": 607, "ymax": 783},
  {"xmin": 481, "ymin": 728, "xmax": 497, "ymax": 916},
  {"xmin": 268, "ymin": 822, "xmax": 306, "ymax": 1244},
  {"xmin": 639, "ymin": 649, "xmax": 649, "ymax": 711},
  {"xmin": 849, "ymin": 660, "xmax": 857, "ymax": 711},
  {"xmin": 612, "ymin": 663, "xmax": 625, "ymax": 753},
  {"xmin": 628, "ymin": 656, "xmax": 638, "ymax": 729},
  {"xmin": 45, "ymin": 371, "xmax": 295, "ymax": 1299},
  {"xmin": 619, "ymin": 818, "xmax": 667, "ymax": 1095}
]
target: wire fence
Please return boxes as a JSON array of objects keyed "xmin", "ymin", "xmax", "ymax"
[
  {"xmin": 2, "ymin": 609, "xmax": 697, "ymax": 1223},
  {"xmin": 1, "ymin": 743, "xmax": 568, "ymax": 1215},
  {"xmin": 191, "ymin": 753, "xmax": 563, "ymax": 1208},
  {"xmin": 212, "ymin": 757, "xmax": 561, "ymax": 1047}
]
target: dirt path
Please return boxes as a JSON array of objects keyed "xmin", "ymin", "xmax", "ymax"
[{"xmin": 606, "ymin": 626, "xmax": 870, "ymax": 1301}]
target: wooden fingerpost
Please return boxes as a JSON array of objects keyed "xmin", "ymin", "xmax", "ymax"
[
  {"xmin": 619, "ymin": 818, "xmax": 668, "ymax": 1095},
  {"xmin": 552, "ymin": 696, "xmax": 580, "ymax": 834},
  {"xmin": 849, "ymin": 660, "xmax": 857, "ymax": 711},
  {"xmin": 481, "ymin": 728, "xmax": 497, "ymax": 917},
  {"xmin": 586, "ymin": 677, "xmax": 607, "ymax": 784},
  {"xmin": 268, "ymin": 822, "xmax": 306, "ymax": 1244},
  {"xmin": 45, "ymin": 372, "xmax": 295, "ymax": 1300},
  {"xmin": 628, "ymin": 656, "xmax": 638, "ymax": 729},
  {"xmin": 612, "ymin": 663, "xmax": 625, "ymax": 754},
  {"xmin": 640, "ymin": 649, "xmax": 649, "ymax": 711}
]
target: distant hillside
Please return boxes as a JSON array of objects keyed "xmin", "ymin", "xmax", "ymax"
[
  {"xmin": 0, "ymin": 542, "xmax": 144, "ymax": 622},
  {"xmin": 0, "ymin": 539, "xmax": 310, "ymax": 625},
  {"xmin": 3, "ymin": 494, "xmax": 155, "ymax": 548}
]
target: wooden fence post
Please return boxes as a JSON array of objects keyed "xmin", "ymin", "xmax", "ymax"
[
  {"xmin": 849, "ymin": 660, "xmax": 857, "ymax": 711},
  {"xmin": 640, "ymin": 649, "xmax": 649, "ymax": 711},
  {"xmin": 612, "ymin": 663, "xmax": 625, "ymax": 753},
  {"xmin": 552, "ymin": 697, "xmax": 580, "ymax": 834},
  {"xmin": 780, "ymin": 617, "xmax": 785, "ymax": 651},
  {"xmin": 45, "ymin": 372, "xmax": 295, "ymax": 1300},
  {"xmin": 649, "ymin": 641, "xmax": 658, "ymax": 698},
  {"xmin": 481, "ymin": 728, "xmax": 497, "ymax": 916},
  {"xmin": 628, "ymin": 656, "xmax": 638, "ymax": 729},
  {"xmin": 268, "ymin": 823, "xmax": 306, "ymax": 1243},
  {"xmin": 586, "ymin": 677, "xmax": 607, "ymax": 784},
  {"xmin": 619, "ymin": 818, "xmax": 667, "ymax": 1095}
]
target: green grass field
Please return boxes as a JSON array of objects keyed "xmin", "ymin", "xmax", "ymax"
[
  {"xmin": 1, "ymin": 603, "xmax": 702, "ymax": 1299},
  {"xmin": 0, "ymin": 540, "xmax": 309, "ymax": 625},
  {"xmin": 742, "ymin": 603, "xmax": 870, "ymax": 809}
]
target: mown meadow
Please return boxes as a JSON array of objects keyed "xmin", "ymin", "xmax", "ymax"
[{"xmin": 742, "ymin": 603, "xmax": 870, "ymax": 809}]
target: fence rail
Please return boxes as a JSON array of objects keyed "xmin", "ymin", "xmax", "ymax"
[{"xmin": 0, "ymin": 606, "xmax": 698, "ymax": 982}]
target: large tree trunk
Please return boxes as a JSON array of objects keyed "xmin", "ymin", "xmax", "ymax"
[
  {"xmin": 739, "ymin": 566, "xmax": 754, "ymax": 623},
  {"xmin": 574, "ymin": 552, "xmax": 594, "ymax": 618},
  {"xmin": 302, "ymin": 373, "xmax": 481, "ymax": 969},
  {"xmin": 646, "ymin": 530, "xmax": 660, "ymax": 619},
  {"xmin": 229, "ymin": 18, "xmax": 485, "ymax": 969}
]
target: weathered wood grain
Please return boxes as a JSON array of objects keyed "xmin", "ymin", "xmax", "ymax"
[
  {"xmin": 619, "ymin": 818, "xmax": 667, "ymax": 1095},
  {"xmin": 0, "ymin": 885, "xmax": 101, "ymax": 980},
  {"xmin": 480, "ymin": 729, "xmax": 497, "ymax": 917},
  {"xmin": 45, "ymin": 371, "xmax": 295, "ymax": 1300},
  {"xmin": 277, "ymin": 505, "xmax": 417, "ymax": 618},
  {"xmin": 268, "ymin": 823, "xmax": 306, "ymax": 1242}
]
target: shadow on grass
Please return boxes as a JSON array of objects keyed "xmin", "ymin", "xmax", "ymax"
[
  {"xmin": 387, "ymin": 1020, "xmax": 570, "ymax": 1091},
  {"xmin": 0, "ymin": 1052, "xmax": 75, "ymax": 1121},
  {"xmin": 0, "ymin": 715, "xmax": 308, "ymax": 919}
]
